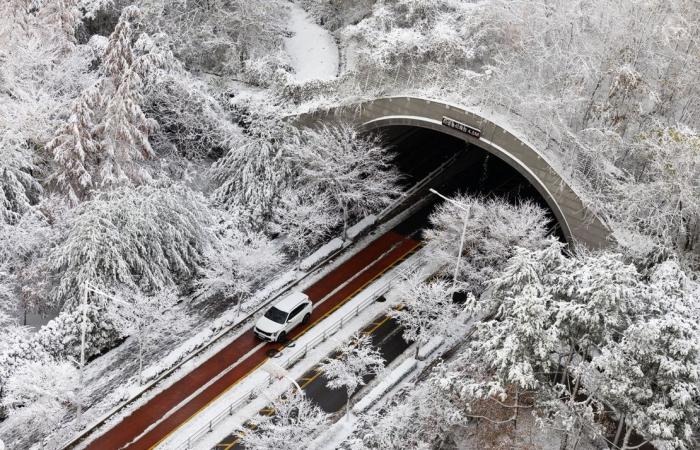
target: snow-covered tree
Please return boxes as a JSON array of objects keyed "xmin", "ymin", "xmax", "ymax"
[
  {"xmin": 240, "ymin": 388, "xmax": 329, "ymax": 450},
  {"xmin": 210, "ymin": 121, "xmax": 296, "ymax": 227},
  {"xmin": 49, "ymin": 184, "xmax": 212, "ymax": 308},
  {"xmin": 423, "ymin": 194, "xmax": 551, "ymax": 296},
  {"xmin": 0, "ymin": 312, "xmax": 48, "ymax": 399},
  {"xmin": 318, "ymin": 332, "xmax": 384, "ymax": 420},
  {"xmin": 292, "ymin": 124, "xmax": 402, "ymax": 237},
  {"xmin": 105, "ymin": 287, "xmax": 178, "ymax": 385},
  {"xmin": 46, "ymin": 5, "xmax": 172, "ymax": 199},
  {"xmin": 46, "ymin": 87, "xmax": 102, "ymax": 204},
  {"xmin": 1, "ymin": 359, "xmax": 78, "ymax": 443},
  {"xmin": 390, "ymin": 273, "xmax": 460, "ymax": 357},
  {"xmin": 351, "ymin": 363, "xmax": 468, "ymax": 449},
  {"xmin": 0, "ymin": 135, "xmax": 43, "ymax": 224},
  {"xmin": 34, "ymin": 294, "xmax": 122, "ymax": 361},
  {"xmin": 197, "ymin": 213, "xmax": 284, "ymax": 310},
  {"xmin": 94, "ymin": 7, "xmax": 169, "ymax": 190},
  {"xmin": 274, "ymin": 189, "xmax": 339, "ymax": 265},
  {"xmin": 589, "ymin": 313, "xmax": 700, "ymax": 449},
  {"xmin": 141, "ymin": 0, "xmax": 289, "ymax": 81}
]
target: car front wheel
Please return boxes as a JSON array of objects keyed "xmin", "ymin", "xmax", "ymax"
[
  {"xmin": 277, "ymin": 331, "xmax": 287, "ymax": 343},
  {"xmin": 302, "ymin": 313, "xmax": 311, "ymax": 325}
]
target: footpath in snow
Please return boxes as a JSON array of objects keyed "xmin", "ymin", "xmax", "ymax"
[{"xmin": 284, "ymin": 2, "xmax": 339, "ymax": 81}]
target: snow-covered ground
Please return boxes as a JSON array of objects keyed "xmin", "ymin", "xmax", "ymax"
[{"xmin": 284, "ymin": 2, "xmax": 339, "ymax": 81}]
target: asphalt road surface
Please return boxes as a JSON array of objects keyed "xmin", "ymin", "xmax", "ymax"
[{"xmin": 83, "ymin": 230, "xmax": 420, "ymax": 450}]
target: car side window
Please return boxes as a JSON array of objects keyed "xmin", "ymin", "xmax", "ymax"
[{"xmin": 289, "ymin": 304, "xmax": 305, "ymax": 321}]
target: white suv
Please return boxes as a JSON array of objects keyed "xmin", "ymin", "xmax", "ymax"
[{"xmin": 254, "ymin": 292, "xmax": 313, "ymax": 342}]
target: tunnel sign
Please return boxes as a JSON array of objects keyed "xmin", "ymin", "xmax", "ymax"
[{"xmin": 442, "ymin": 116, "xmax": 481, "ymax": 139}]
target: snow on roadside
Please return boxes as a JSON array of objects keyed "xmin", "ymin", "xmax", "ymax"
[
  {"xmin": 346, "ymin": 215, "xmax": 376, "ymax": 240},
  {"xmin": 300, "ymin": 237, "xmax": 344, "ymax": 271},
  {"xmin": 284, "ymin": 2, "xmax": 339, "ymax": 82},
  {"xmin": 353, "ymin": 357, "xmax": 417, "ymax": 414}
]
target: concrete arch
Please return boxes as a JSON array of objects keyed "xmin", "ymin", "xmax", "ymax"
[{"xmin": 297, "ymin": 96, "xmax": 611, "ymax": 250}]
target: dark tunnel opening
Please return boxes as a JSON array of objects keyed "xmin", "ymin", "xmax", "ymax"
[{"xmin": 376, "ymin": 125, "xmax": 566, "ymax": 243}]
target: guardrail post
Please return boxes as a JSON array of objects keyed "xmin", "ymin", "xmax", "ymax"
[
  {"xmin": 229, "ymin": 404, "xmax": 233, "ymax": 416},
  {"xmin": 303, "ymin": 343, "xmax": 308, "ymax": 357},
  {"xmin": 339, "ymin": 317, "xmax": 344, "ymax": 329},
  {"xmin": 208, "ymin": 420, "xmax": 212, "ymax": 432},
  {"xmin": 356, "ymin": 305, "xmax": 360, "ymax": 316},
  {"xmin": 322, "ymin": 330, "xmax": 327, "ymax": 342}
]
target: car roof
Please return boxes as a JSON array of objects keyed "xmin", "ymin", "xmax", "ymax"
[{"xmin": 273, "ymin": 291, "xmax": 309, "ymax": 313}]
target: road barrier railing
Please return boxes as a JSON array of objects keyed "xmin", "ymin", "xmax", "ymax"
[
  {"xmin": 61, "ymin": 155, "xmax": 447, "ymax": 449},
  {"xmin": 174, "ymin": 248, "xmax": 424, "ymax": 450}
]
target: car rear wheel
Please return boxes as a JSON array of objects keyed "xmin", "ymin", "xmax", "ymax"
[
  {"xmin": 302, "ymin": 313, "xmax": 311, "ymax": 325},
  {"xmin": 277, "ymin": 331, "xmax": 287, "ymax": 343}
]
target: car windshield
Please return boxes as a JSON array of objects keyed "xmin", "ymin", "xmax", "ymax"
[{"xmin": 264, "ymin": 306, "xmax": 288, "ymax": 324}]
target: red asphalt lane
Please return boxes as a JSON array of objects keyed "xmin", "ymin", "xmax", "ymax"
[{"xmin": 83, "ymin": 230, "xmax": 418, "ymax": 450}]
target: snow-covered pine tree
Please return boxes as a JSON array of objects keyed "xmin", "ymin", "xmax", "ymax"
[
  {"xmin": 0, "ymin": 135, "xmax": 42, "ymax": 225},
  {"xmin": 95, "ymin": 7, "xmax": 164, "ymax": 189},
  {"xmin": 590, "ymin": 312, "xmax": 700, "ymax": 449},
  {"xmin": 46, "ymin": 87, "xmax": 102, "ymax": 204}
]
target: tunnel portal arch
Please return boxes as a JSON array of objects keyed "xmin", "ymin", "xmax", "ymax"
[{"xmin": 297, "ymin": 96, "xmax": 611, "ymax": 250}]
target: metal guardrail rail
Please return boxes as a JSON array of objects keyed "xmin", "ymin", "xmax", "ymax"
[
  {"xmin": 376, "ymin": 153, "xmax": 458, "ymax": 222},
  {"xmin": 174, "ymin": 249, "xmax": 424, "ymax": 450}
]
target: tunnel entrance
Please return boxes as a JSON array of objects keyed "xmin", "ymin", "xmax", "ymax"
[{"xmin": 376, "ymin": 126, "xmax": 565, "ymax": 242}]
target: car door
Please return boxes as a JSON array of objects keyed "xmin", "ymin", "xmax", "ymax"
[{"xmin": 287, "ymin": 304, "xmax": 305, "ymax": 330}]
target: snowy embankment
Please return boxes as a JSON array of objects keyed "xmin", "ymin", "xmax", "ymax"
[{"xmin": 284, "ymin": 2, "xmax": 339, "ymax": 81}]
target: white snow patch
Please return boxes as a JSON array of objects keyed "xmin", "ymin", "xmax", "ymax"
[
  {"xmin": 417, "ymin": 335, "xmax": 444, "ymax": 360},
  {"xmin": 353, "ymin": 357, "xmax": 417, "ymax": 414},
  {"xmin": 284, "ymin": 2, "xmax": 339, "ymax": 82},
  {"xmin": 346, "ymin": 215, "xmax": 376, "ymax": 240},
  {"xmin": 310, "ymin": 416, "xmax": 356, "ymax": 450},
  {"xmin": 299, "ymin": 237, "xmax": 344, "ymax": 271}
]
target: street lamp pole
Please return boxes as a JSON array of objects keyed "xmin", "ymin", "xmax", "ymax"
[
  {"xmin": 428, "ymin": 189, "xmax": 471, "ymax": 290},
  {"xmin": 77, "ymin": 283, "xmax": 88, "ymax": 427},
  {"xmin": 76, "ymin": 281, "xmax": 131, "ymax": 427},
  {"xmin": 263, "ymin": 360, "xmax": 303, "ymax": 395}
]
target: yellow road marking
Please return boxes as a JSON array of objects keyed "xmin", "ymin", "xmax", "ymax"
[{"xmin": 150, "ymin": 240, "xmax": 421, "ymax": 449}]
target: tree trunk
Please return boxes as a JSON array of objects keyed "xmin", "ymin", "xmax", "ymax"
[
  {"xmin": 620, "ymin": 425, "xmax": 633, "ymax": 450},
  {"xmin": 613, "ymin": 413, "xmax": 625, "ymax": 448},
  {"xmin": 513, "ymin": 388, "xmax": 519, "ymax": 431},
  {"xmin": 559, "ymin": 432, "xmax": 569, "ymax": 450}
]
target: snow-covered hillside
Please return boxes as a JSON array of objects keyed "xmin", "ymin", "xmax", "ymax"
[{"xmin": 0, "ymin": 0, "xmax": 698, "ymax": 449}]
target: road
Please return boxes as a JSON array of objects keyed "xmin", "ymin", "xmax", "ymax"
[
  {"xmin": 81, "ymin": 126, "xmax": 553, "ymax": 450},
  {"xmin": 214, "ymin": 313, "xmax": 411, "ymax": 449},
  {"xmin": 83, "ymin": 230, "xmax": 420, "ymax": 450}
]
